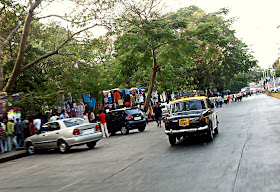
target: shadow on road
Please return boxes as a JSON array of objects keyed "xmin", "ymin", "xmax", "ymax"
[{"xmin": 168, "ymin": 134, "xmax": 220, "ymax": 149}]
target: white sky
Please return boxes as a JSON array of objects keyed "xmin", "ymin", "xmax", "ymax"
[{"xmin": 43, "ymin": 0, "xmax": 280, "ymax": 69}]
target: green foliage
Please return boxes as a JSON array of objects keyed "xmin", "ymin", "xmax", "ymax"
[
  {"xmin": 111, "ymin": 4, "xmax": 258, "ymax": 92},
  {"xmin": 272, "ymin": 58, "xmax": 280, "ymax": 77}
]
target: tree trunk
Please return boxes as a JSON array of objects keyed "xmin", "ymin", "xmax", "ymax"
[
  {"xmin": 144, "ymin": 49, "xmax": 158, "ymax": 112},
  {"xmin": 0, "ymin": 46, "xmax": 4, "ymax": 91},
  {"xmin": 4, "ymin": 0, "xmax": 41, "ymax": 93}
]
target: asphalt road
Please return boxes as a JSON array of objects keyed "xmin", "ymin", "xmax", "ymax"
[{"xmin": 0, "ymin": 94, "xmax": 280, "ymax": 192}]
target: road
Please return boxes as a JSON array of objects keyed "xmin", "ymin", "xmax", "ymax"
[{"xmin": 0, "ymin": 94, "xmax": 280, "ymax": 192}]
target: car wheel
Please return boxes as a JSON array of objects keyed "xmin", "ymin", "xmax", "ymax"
[
  {"xmin": 26, "ymin": 142, "xmax": 35, "ymax": 155},
  {"xmin": 169, "ymin": 135, "xmax": 176, "ymax": 146},
  {"xmin": 58, "ymin": 140, "xmax": 69, "ymax": 153},
  {"xmin": 86, "ymin": 141, "xmax": 96, "ymax": 149},
  {"xmin": 121, "ymin": 126, "xmax": 129, "ymax": 135},
  {"xmin": 138, "ymin": 126, "xmax": 145, "ymax": 132},
  {"xmin": 206, "ymin": 122, "xmax": 214, "ymax": 142}
]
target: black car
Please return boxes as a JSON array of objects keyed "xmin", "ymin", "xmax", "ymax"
[
  {"xmin": 106, "ymin": 108, "xmax": 146, "ymax": 135},
  {"xmin": 164, "ymin": 96, "xmax": 218, "ymax": 145}
]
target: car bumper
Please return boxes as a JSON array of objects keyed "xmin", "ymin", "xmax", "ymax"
[
  {"xmin": 127, "ymin": 120, "xmax": 146, "ymax": 129},
  {"xmin": 66, "ymin": 131, "xmax": 103, "ymax": 146},
  {"xmin": 165, "ymin": 125, "xmax": 208, "ymax": 135}
]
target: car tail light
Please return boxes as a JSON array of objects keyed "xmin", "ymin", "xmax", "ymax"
[
  {"xmin": 96, "ymin": 124, "xmax": 100, "ymax": 131},
  {"xmin": 73, "ymin": 128, "xmax": 80, "ymax": 135},
  {"xmin": 126, "ymin": 116, "xmax": 132, "ymax": 120},
  {"xmin": 201, "ymin": 115, "xmax": 205, "ymax": 122}
]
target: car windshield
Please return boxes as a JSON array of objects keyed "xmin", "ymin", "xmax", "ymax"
[
  {"xmin": 63, "ymin": 118, "xmax": 88, "ymax": 127},
  {"xmin": 171, "ymin": 100, "xmax": 206, "ymax": 113},
  {"xmin": 125, "ymin": 109, "xmax": 140, "ymax": 116}
]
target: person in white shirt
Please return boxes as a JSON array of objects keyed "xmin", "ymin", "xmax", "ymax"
[
  {"xmin": 49, "ymin": 112, "xmax": 58, "ymax": 122},
  {"xmin": 33, "ymin": 116, "xmax": 41, "ymax": 131},
  {"xmin": 59, "ymin": 110, "xmax": 67, "ymax": 119},
  {"xmin": 83, "ymin": 112, "xmax": 89, "ymax": 123}
]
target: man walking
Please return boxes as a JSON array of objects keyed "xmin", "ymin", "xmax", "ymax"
[
  {"xmin": 6, "ymin": 119, "xmax": 14, "ymax": 151},
  {"xmin": 98, "ymin": 110, "xmax": 109, "ymax": 137},
  {"xmin": 14, "ymin": 118, "xmax": 23, "ymax": 148},
  {"xmin": 22, "ymin": 116, "xmax": 30, "ymax": 139},
  {"xmin": 153, "ymin": 103, "xmax": 163, "ymax": 127}
]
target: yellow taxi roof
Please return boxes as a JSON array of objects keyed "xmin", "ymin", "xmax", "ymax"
[{"xmin": 170, "ymin": 96, "xmax": 207, "ymax": 104}]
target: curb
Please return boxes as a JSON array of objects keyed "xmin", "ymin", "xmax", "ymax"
[
  {"xmin": 0, "ymin": 150, "xmax": 27, "ymax": 164},
  {"xmin": 0, "ymin": 121, "xmax": 158, "ymax": 164}
]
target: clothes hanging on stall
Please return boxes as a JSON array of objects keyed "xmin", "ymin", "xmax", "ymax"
[{"xmin": 114, "ymin": 91, "xmax": 121, "ymax": 104}]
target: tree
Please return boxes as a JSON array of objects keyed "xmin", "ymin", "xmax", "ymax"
[
  {"xmin": 113, "ymin": 1, "xmax": 202, "ymax": 111},
  {"xmin": 272, "ymin": 58, "xmax": 280, "ymax": 77},
  {"xmin": 1, "ymin": 0, "xmax": 116, "ymax": 93}
]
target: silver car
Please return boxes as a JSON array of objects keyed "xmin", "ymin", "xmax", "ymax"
[{"xmin": 24, "ymin": 118, "xmax": 103, "ymax": 155}]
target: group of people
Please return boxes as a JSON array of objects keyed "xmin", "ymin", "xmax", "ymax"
[{"xmin": 0, "ymin": 115, "xmax": 43, "ymax": 153}]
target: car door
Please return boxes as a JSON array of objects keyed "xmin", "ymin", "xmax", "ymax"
[
  {"xmin": 32, "ymin": 125, "xmax": 49, "ymax": 149},
  {"xmin": 44, "ymin": 122, "xmax": 61, "ymax": 148}
]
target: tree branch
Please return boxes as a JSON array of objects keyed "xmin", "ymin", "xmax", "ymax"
[
  {"xmin": 34, "ymin": 14, "xmax": 81, "ymax": 24},
  {"xmin": 20, "ymin": 23, "xmax": 106, "ymax": 73},
  {"xmin": 2, "ymin": 23, "xmax": 22, "ymax": 45},
  {"xmin": 20, "ymin": 50, "xmax": 59, "ymax": 72}
]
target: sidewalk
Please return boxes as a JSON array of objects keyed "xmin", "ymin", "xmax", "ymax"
[
  {"xmin": 0, "ymin": 148, "xmax": 27, "ymax": 164},
  {"xmin": 0, "ymin": 120, "xmax": 156, "ymax": 164}
]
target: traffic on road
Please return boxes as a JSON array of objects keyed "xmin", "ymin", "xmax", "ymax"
[{"xmin": 1, "ymin": 93, "xmax": 280, "ymax": 192}]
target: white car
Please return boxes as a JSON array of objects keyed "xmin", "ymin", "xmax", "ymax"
[{"xmin": 24, "ymin": 118, "xmax": 103, "ymax": 154}]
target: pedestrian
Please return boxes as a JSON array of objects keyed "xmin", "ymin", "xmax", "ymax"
[
  {"xmin": 59, "ymin": 110, "xmax": 67, "ymax": 119},
  {"xmin": 33, "ymin": 115, "xmax": 41, "ymax": 132},
  {"xmin": 6, "ymin": 119, "xmax": 14, "ymax": 152},
  {"xmin": 49, "ymin": 112, "xmax": 58, "ymax": 122},
  {"xmin": 153, "ymin": 103, "xmax": 162, "ymax": 127},
  {"xmin": 22, "ymin": 116, "xmax": 30, "ymax": 139},
  {"xmin": 14, "ymin": 118, "xmax": 24, "ymax": 148},
  {"xmin": 83, "ymin": 112, "xmax": 89, "ymax": 123},
  {"xmin": 218, "ymin": 96, "xmax": 223, "ymax": 108},
  {"xmin": 89, "ymin": 110, "xmax": 95, "ymax": 123},
  {"xmin": 28, "ymin": 117, "xmax": 36, "ymax": 136},
  {"xmin": 98, "ymin": 110, "xmax": 109, "ymax": 137},
  {"xmin": 41, "ymin": 115, "xmax": 47, "ymax": 125},
  {"xmin": 215, "ymin": 96, "xmax": 219, "ymax": 108},
  {"xmin": 0, "ymin": 121, "xmax": 6, "ymax": 153}
]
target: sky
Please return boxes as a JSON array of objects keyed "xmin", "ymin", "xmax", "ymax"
[{"xmin": 44, "ymin": 0, "xmax": 280, "ymax": 69}]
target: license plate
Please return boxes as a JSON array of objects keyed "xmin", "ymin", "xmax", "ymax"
[
  {"xmin": 134, "ymin": 117, "xmax": 141, "ymax": 120},
  {"xmin": 83, "ymin": 129, "xmax": 94, "ymax": 135},
  {"xmin": 179, "ymin": 118, "xmax": 189, "ymax": 126}
]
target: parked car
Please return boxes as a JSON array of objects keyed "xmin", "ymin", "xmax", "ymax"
[
  {"xmin": 106, "ymin": 108, "xmax": 147, "ymax": 135},
  {"xmin": 164, "ymin": 96, "xmax": 218, "ymax": 145},
  {"xmin": 24, "ymin": 118, "xmax": 103, "ymax": 154}
]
